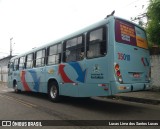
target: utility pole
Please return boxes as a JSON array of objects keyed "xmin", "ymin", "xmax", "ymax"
[{"xmin": 10, "ymin": 37, "xmax": 13, "ymax": 57}]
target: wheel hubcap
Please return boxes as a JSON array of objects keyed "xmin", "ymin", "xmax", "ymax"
[
  {"xmin": 14, "ymin": 84, "xmax": 18, "ymax": 92},
  {"xmin": 50, "ymin": 86, "xmax": 57, "ymax": 99}
]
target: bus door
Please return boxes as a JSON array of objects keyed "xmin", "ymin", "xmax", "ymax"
[
  {"xmin": 21, "ymin": 50, "xmax": 46, "ymax": 92},
  {"xmin": 59, "ymin": 36, "xmax": 84, "ymax": 96},
  {"xmin": 114, "ymin": 19, "xmax": 150, "ymax": 91},
  {"xmin": 8, "ymin": 61, "xmax": 14, "ymax": 88},
  {"xmin": 82, "ymin": 25, "xmax": 111, "ymax": 96}
]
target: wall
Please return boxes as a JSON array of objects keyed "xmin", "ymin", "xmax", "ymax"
[
  {"xmin": 0, "ymin": 66, "xmax": 8, "ymax": 82},
  {"xmin": 0, "ymin": 56, "xmax": 12, "ymax": 83},
  {"xmin": 151, "ymin": 55, "xmax": 160, "ymax": 90}
]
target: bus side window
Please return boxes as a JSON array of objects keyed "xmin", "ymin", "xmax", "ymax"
[
  {"xmin": 19, "ymin": 56, "xmax": 25, "ymax": 70},
  {"xmin": 8, "ymin": 62, "xmax": 14, "ymax": 75},
  {"xmin": 26, "ymin": 53, "xmax": 34, "ymax": 69},
  {"xmin": 87, "ymin": 27, "xmax": 107, "ymax": 58},
  {"xmin": 14, "ymin": 58, "xmax": 19, "ymax": 71},
  {"xmin": 47, "ymin": 43, "xmax": 61, "ymax": 65},
  {"xmin": 63, "ymin": 35, "xmax": 84, "ymax": 62},
  {"xmin": 35, "ymin": 49, "xmax": 46, "ymax": 67}
]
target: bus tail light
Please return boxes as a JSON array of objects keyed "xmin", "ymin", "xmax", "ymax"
[
  {"xmin": 115, "ymin": 64, "xmax": 120, "ymax": 71},
  {"xmin": 116, "ymin": 70, "xmax": 121, "ymax": 77},
  {"xmin": 114, "ymin": 63, "xmax": 123, "ymax": 83}
]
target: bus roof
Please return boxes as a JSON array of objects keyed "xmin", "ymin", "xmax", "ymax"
[{"xmin": 10, "ymin": 16, "xmax": 144, "ymax": 61}]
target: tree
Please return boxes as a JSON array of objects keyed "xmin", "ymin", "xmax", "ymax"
[{"xmin": 146, "ymin": 0, "xmax": 160, "ymax": 45}]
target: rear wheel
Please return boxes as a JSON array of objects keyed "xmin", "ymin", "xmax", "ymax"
[{"xmin": 48, "ymin": 82, "xmax": 60, "ymax": 102}]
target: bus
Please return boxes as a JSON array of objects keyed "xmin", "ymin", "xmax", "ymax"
[{"xmin": 8, "ymin": 16, "xmax": 151, "ymax": 102}]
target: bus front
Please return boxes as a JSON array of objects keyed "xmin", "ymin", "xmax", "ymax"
[{"xmin": 112, "ymin": 18, "xmax": 151, "ymax": 94}]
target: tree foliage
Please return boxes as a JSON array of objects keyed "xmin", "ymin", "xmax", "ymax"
[{"xmin": 146, "ymin": 0, "xmax": 160, "ymax": 45}]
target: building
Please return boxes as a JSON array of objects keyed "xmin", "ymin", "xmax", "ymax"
[{"xmin": 0, "ymin": 56, "xmax": 13, "ymax": 83}]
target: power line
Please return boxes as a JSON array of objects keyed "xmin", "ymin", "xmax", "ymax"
[
  {"xmin": 123, "ymin": 0, "xmax": 140, "ymax": 8},
  {"xmin": 115, "ymin": 0, "xmax": 145, "ymax": 16}
]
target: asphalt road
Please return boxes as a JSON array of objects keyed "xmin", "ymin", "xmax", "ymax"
[{"xmin": 0, "ymin": 85, "xmax": 160, "ymax": 129}]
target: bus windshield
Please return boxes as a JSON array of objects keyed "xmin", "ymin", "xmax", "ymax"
[{"xmin": 115, "ymin": 19, "xmax": 148, "ymax": 49}]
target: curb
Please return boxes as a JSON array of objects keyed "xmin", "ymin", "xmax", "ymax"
[{"xmin": 107, "ymin": 95, "xmax": 160, "ymax": 105}]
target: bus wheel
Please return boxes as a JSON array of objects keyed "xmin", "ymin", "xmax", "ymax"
[
  {"xmin": 14, "ymin": 83, "xmax": 20, "ymax": 93},
  {"xmin": 48, "ymin": 82, "xmax": 60, "ymax": 102}
]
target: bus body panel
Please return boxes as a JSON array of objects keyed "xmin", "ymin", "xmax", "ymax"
[
  {"xmin": 110, "ymin": 82, "xmax": 150, "ymax": 95},
  {"xmin": 112, "ymin": 18, "xmax": 150, "ymax": 93},
  {"xmin": 115, "ymin": 44, "xmax": 150, "ymax": 83},
  {"xmin": 7, "ymin": 16, "xmax": 150, "ymax": 98}
]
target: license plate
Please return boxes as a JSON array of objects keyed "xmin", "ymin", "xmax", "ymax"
[{"xmin": 133, "ymin": 73, "xmax": 140, "ymax": 78}]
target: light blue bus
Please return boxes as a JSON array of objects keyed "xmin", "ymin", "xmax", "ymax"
[{"xmin": 8, "ymin": 16, "xmax": 151, "ymax": 102}]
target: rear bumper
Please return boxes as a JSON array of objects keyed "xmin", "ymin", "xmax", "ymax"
[{"xmin": 110, "ymin": 82, "xmax": 151, "ymax": 95}]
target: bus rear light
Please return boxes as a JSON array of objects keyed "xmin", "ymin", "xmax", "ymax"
[
  {"xmin": 118, "ymin": 77, "xmax": 123, "ymax": 82},
  {"xmin": 116, "ymin": 70, "xmax": 121, "ymax": 77},
  {"xmin": 115, "ymin": 64, "xmax": 120, "ymax": 70},
  {"xmin": 114, "ymin": 63, "xmax": 123, "ymax": 83}
]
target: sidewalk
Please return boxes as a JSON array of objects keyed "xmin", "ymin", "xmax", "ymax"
[{"xmin": 108, "ymin": 90, "xmax": 160, "ymax": 105}]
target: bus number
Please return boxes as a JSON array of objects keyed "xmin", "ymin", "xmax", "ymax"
[{"xmin": 118, "ymin": 53, "xmax": 130, "ymax": 61}]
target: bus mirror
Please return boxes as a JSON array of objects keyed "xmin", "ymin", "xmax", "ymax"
[
  {"xmin": 58, "ymin": 53, "xmax": 61, "ymax": 63},
  {"xmin": 62, "ymin": 52, "xmax": 66, "ymax": 62},
  {"xmin": 86, "ymin": 44, "xmax": 89, "ymax": 51},
  {"xmin": 16, "ymin": 65, "xmax": 19, "ymax": 70},
  {"xmin": 8, "ymin": 64, "xmax": 10, "ymax": 68},
  {"xmin": 24, "ymin": 63, "xmax": 26, "ymax": 69}
]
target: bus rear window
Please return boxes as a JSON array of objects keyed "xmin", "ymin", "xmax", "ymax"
[{"xmin": 115, "ymin": 19, "xmax": 148, "ymax": 49}]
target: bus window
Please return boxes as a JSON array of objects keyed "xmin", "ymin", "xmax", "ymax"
[
  {"xmin": 63, "ymin": 35, "xmax": 84, "ymax": 62},
  {"xmin": 8, "ymin": 62, "xmax": 14, "ymax": 75},
  {"xmin": 47, "ymin": 43, "xmax": 61, "ymax": 65},
  {"xmin": 87, "ymin": 27, "xmax": 107, "ymax": 58},
  {"xmin": 26, "ymin": 53, "xmax": 34, "ymax": 69},
  {"xmin": 115, "ymin": 19, "xmax": 148, "ymax": 49},
  {"xmin": 35, "ymin": 49, "xmax": 46, "ymax": 67},
  {"xmin": 14, "ymin": 58, "xmax": 19, "ymax": 71},
  {"xmin": 19, "ymin": 56, "xmax": 25, "ymax": 70}
]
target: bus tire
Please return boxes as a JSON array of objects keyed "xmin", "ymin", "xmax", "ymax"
[
  {"xmin": 48, "ymin": 82, "xmax": 60, "ymax": 102},
  {"xmin": 13, "ymin": 82, "xmax": 21, "ymax": 93}
]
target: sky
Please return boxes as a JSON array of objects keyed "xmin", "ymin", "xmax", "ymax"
[{"xmin": 0, "ymin": 0, "xmax": 149, "ymax": 59}]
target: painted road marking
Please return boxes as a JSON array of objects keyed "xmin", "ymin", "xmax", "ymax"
[
  {"xmin": 2, "ymin": 89, "xmax": 14, "ymax": 92},
  {"xmin": 0, "ymin": 94, "xmax": 37, "ymax": 108}
]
